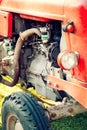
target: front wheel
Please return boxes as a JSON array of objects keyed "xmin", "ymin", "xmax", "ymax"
[{"xmin": 2, "ymin": 91, "xmax": 51, "ymax": 130}]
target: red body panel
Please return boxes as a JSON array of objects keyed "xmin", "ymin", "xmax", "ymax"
[
  {"xmin": 0, "ymin": 10, "xmax": 12, "ymax": 37},
  {"xmin": 0, "ymin": 0, "xmax": 64, "ymax": 20},
  {"xmin": 47, "ymin": 75, "xmax": 87, "ymax": 108},
  {"xmin": 1, "ymin": 0, "xmax": 87, "ymax": 107},
  {"xmin": 64, "ymin": 0, "xmax": 87, "ymax": 82}
]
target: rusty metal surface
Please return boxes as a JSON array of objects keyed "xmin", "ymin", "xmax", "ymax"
[{"xmin": 45, "ymin": 99, "xmax": 87, "ymax": 121}]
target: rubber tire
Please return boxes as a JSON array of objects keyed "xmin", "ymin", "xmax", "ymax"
[{"xmin": 2, "ymin": 91, "xmax": 51, "ymax": 130}]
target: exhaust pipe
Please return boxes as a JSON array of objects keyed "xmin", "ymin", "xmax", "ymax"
[{"xmin": 1, "ymin": 28, "xmax": 41, "ymax": 87}]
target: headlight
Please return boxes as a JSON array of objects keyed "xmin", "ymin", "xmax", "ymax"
[{"xmin": 58, "ymin": 50, "xmax": 79, "ymax": 70}]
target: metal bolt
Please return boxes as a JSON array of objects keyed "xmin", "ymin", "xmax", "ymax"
[
  {"xmin": 50, "ymin": 113, "xmax": 57, "ymax": 118},
  {"xmin": 68, "ymin": 108, "xmax": 73, "ymax": 113},
  {"xmin": 54, "ymin": 83, "xmax": 59, "ymax": 88},
  {"xmin": 47, "ymin": 81, "xmax": 52, "ymax": 86}
]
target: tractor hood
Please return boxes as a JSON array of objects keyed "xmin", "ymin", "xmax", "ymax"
[{"xmin": 0, "ymin": 0, "xmax": 65, "ymax": 20}]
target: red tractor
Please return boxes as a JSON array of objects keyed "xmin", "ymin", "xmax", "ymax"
[{"xmin": 0, "ymin": 0, "xmax": 87, "ymax": 129}]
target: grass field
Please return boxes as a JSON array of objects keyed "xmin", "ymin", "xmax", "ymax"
[
  {"xmin": 51, "ymin": 112, "xmax": 87, "ymax": 130},
  {"xmin": 0, "ymin": 112, "xmax": 87, "ymax": 130},
  {"xmin": 0, "ymin": 125, "xmax": 1, "ymax": 130}
]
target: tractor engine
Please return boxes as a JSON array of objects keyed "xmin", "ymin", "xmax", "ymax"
[{"xmin": 0, "ymin": 19, "xmax": 64, "ymax": 101}]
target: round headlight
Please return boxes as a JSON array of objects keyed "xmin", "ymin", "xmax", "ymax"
[{"xmin": 58, "ymin": 51, "xmax": 79, "ymax": 70}]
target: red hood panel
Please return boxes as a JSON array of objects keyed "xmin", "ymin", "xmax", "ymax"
[{"xmin": 0, "ymin": 0, "xmax": 65, "ymax": 20}]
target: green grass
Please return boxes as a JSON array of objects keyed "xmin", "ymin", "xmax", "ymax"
[
  {"xmin": 0, "ymin": 124, "xmax": 1, "ymax": 130},
  {"xmin": 0, "ymin": 112, "xmax": 87, "ymax": 130},
  {"xmin": 51, "ymin": 112, "xmax": 87, "ymax": 130}
]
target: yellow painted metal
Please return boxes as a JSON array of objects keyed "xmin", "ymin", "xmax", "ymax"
[
  {"xmin": 0, "ymin": 76, "xmax": 23, "ymax": 124},
  {"xmin": 0, "ymin": 75, "xmax": 60, "ymax": 105},
  {"xmin": 0, "ymin": 75, "xmax": 59, "ymax": 123},
  {"xmin": 28, "ymin": 87, "xmax": 61, "ymax": 106}
]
